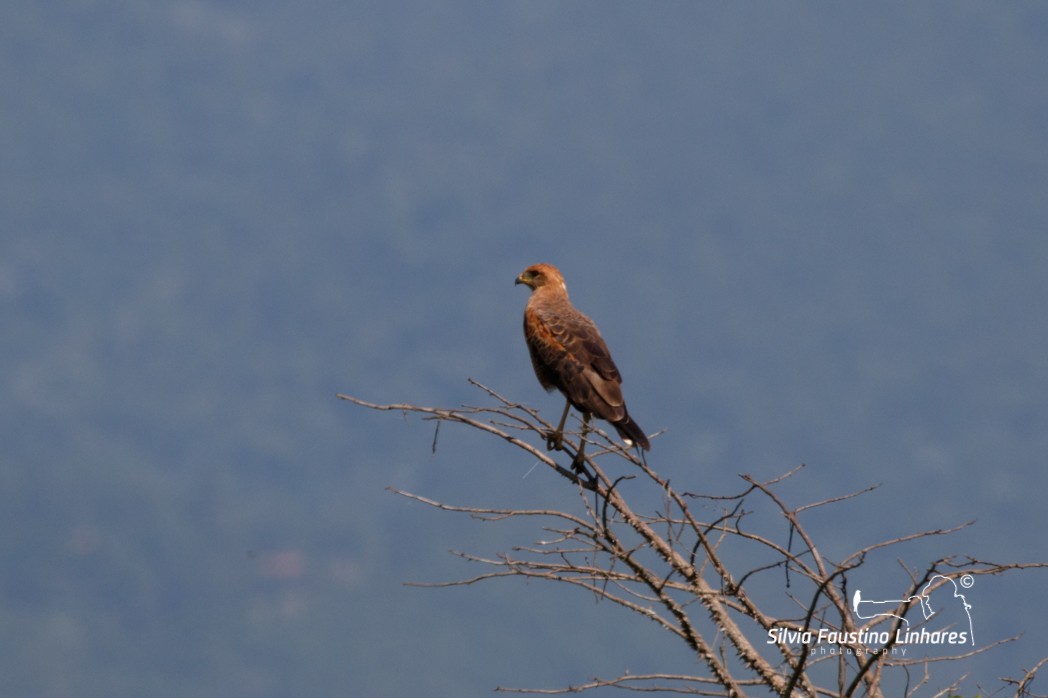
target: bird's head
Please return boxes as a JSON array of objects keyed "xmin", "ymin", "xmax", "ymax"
[{"xmin": 515, "ymin": 263, "xmax": 567, "ymax": 293}]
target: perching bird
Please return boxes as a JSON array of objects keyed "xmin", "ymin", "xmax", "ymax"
[{"xmin": 515, "ymin": 263, "xmax": 650, "ymax": 453}]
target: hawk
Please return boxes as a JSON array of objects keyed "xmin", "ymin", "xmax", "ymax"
[{"xmin": 515, "ymin": 263, "xmax": 650, "ymax": 453}]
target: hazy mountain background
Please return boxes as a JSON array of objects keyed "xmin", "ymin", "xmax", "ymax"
[{"xmin": 3, "ymin": 1, "xmax": 1046, "ymax": 695}]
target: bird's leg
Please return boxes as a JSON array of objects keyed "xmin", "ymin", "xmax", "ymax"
[
  {"xmin": 547, "ymin": 399, "xmax": 571, "ymax": 451},
  {"xmin": 570, "ymin": 413, "xmax": 591, "ymax": 473}
]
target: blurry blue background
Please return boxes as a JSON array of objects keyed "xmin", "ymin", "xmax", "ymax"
[{"xmin": 2, "ymin": 1, "xmax": 1046, "ymax": 695}]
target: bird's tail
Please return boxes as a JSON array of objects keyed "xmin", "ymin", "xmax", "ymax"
[{"xmin": 614, "ymin": 412, "xmax": 650, "ymax": 451}]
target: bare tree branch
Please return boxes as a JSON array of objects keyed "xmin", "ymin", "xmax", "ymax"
[{"xmin": 339, "ymin": 383, "xmax": 1048, "ymax": 697}]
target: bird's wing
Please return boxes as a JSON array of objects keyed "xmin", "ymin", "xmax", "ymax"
[{"xmin": 526, "ymin": 302, "xmax": 625, "ymax": 416}]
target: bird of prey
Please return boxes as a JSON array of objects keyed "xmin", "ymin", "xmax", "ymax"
[{"xmin": 515, "ymin": 263, "xmax": 650, "ymax": 454}]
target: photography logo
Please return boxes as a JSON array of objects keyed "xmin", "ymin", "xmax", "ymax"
[
  {"xmin": 852, "ymin": 574, "xmax": 975, "ymax": 647},
  {"xmin": 767, "ymin": 574, "xmax": 976, "ymax": 656}
]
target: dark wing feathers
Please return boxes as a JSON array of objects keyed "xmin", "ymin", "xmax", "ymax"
[{"xmin": 524, "ymin": 301, "xmax": 626, "ymax": 422}]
